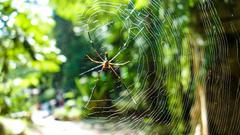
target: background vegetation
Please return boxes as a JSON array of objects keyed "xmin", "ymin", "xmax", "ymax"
[{"xmin": 0, "ymin": 0, "xmax": 239, "ymax": 135}]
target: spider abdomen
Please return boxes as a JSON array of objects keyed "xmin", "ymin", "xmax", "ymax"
[{"xmin": 102, "ymin": 61, "xmax": 110, "ymax": 69}]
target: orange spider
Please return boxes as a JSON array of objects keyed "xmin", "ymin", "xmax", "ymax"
[{"xmin": 79, "ymin": 32, "xmax": 136, "ymax": 107}]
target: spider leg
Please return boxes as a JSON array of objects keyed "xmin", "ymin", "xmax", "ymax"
[
  {"xmin": 88, "ymin": 32, "xmax": 104, "ymax": 61},
  {"xmin": 109, "ymin": 66, "xmax": 136, "ymax": 104},
  {"xmin": 109, "ymin": 45, "xmax": 127, "ymax": 62},
  {"xmin": 109, "ymin": 66, "xmax": 121, "ymax": 79},
  {"xmin": 86, "ymin": 55, "xmax": 103, "ymax": 64},
  {"xmin": 110, "ymin": 61, "xmax": 130, "ymax": 66},
  {"xmin": 85, "ymin": 70, "xmax": 101, "ymax": 108},
  {"xmin": 79, "ymin": 65, "xmax": 102, "ymax": 76}
]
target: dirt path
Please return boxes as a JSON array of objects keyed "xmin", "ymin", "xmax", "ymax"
[{"xmin": 26, "ymin": 111, "xmax": 144, "ymax": 135}]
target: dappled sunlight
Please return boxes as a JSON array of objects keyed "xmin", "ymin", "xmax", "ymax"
[{"xmin": 1, "ymin": 0, "xmax": 240, "ymax": 135}]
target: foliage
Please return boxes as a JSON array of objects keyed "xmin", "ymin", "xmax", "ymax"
[{"xmin": 0, "ymin": 0, "xmax": 63, "ymax": 115}]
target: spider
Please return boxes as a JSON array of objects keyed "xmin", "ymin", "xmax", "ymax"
[{"xmin": 79, "ymin": 32, "xmax": 136, "ymax": 107}]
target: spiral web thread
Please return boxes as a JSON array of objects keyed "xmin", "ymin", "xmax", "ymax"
[{"xmin": 78, "ymin": 0, "xmax": 240, "ymax": 134}]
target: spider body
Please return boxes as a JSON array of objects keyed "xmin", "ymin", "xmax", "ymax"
[
  {"xmin": 102, "ymin": 52, "xmax": 110, "ymax": 70},
  {"xmin": 102, "ymin": 61, "xmax": 110, "ymax": 70},
  {"xmin": 83, "ymin": 51, "xmax": 129, "ymax": 79}
]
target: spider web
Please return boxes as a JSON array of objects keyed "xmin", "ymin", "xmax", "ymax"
[{"xmin": 77, "ymin": 0, "xmax": 240, "ymax": 134}]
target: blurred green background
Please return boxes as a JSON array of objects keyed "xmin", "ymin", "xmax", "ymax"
[{"xmin": 1, "ymin": 0, "xmax": 240, "ymax": 135}]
